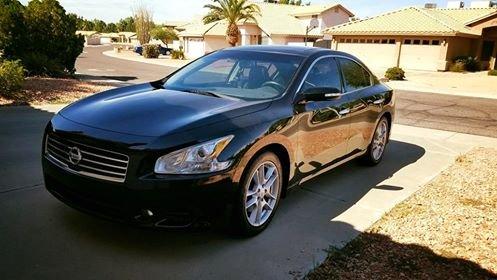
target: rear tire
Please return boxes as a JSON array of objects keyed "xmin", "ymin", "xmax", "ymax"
[
  {"xmin": 232, "ymin": 152, "xmax": 283, "ymax": 236},
  {"xmin": 361, "ymin": 117, "xmax": 390, "ymax": 165}
]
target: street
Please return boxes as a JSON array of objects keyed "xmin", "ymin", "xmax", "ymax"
[
  {"xmin": 1, "ymin": 46, "xmax": 496, "ymax": 279},
  {"xmin": 76, "ymin": 46, "xmax": 177, "ymax": 83}
]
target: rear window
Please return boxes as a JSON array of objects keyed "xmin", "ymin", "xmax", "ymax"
[{"xmin": 338, "ymin": 58, "xmax": 372, "ymax": 92}]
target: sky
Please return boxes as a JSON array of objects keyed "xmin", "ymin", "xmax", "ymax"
[{"xmin": 20, "ymin": 0, "xmax": 448, "ymax": 23}]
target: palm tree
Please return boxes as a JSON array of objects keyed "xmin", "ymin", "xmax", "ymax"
[{"xmin": 203, "ymin": 0, "xmax": 260, "ymax": 46}]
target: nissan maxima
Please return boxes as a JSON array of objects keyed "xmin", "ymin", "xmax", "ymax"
[{"xmin": 42, "ymin": 46, "xmax": 394, "ymax": 235}]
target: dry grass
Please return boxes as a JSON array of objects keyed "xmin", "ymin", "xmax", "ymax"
[
  {"xmin": 307, "ymin": 147, "xmax": 497, "ymax": 280},
  {"xmin": 0, "ymin": 77, "xmax": 115, "ymax": 106}
]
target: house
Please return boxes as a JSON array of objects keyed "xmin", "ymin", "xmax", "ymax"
[
  {"xmin": 99, "ymin": 32, "xmax": 120, "ymax": 44},
  {"xmin": 178, "ymin": 1, "xmax": 354, "ymax": 58},
  {"xmin": 76, "ymin": 31, "xmax": 100, "ymax": 45},
  {"xmin": 116, "ymin": 32, "xmax": 139, "ymax": 44},
  {"xmin": 324, "ymin": 1, "xmax": 497, "ymax": 71}
]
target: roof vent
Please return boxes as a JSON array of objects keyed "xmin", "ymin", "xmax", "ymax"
[
  {"xmin": 470, "ymin": 1, "xmax": 492, "ymax": 7},
  {"xmin": 424, "ymin": 3, "xmax": 438, "ymax": 8},
  {"xmin": 447, "ymin": 1, "xmax": 465, "ymax": 8}
]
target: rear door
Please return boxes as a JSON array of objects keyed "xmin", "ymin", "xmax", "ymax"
[
  {"xmin": 337, "ymin": 57, "xmax": 383, "ymax": 153},
  {"xmin": 294, "ymin": 57, "xmax": 352, "ymax": 177}
]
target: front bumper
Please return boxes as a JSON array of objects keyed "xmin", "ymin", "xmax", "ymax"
[{"xmin": 42, "ymin": 156, "xmax": 237, "ymax": 227}]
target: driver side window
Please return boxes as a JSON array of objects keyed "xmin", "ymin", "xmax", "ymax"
[{"xmin": 301, "ymin": 57, "xmax": 342, "ymax": 93}]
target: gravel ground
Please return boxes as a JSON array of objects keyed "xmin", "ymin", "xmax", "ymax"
[
  {"xmin": 0, "ymin": 77, "xmax": 114, "ymax": 106},
  {"xmin": 307, "ymin": 147, "xmax": 497, "ymax": 280}
]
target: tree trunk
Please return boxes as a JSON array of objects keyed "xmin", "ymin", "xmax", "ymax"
[{"xmin": 226, "ymin": 23, "xmax": 240, "ymax": 47}]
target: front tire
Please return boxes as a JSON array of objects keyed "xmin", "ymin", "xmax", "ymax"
[
  {"xmin": 361, "ymin": 117, "xmax": 390, "ymax": 165},
  {"xmin": 233, "ymin": 152, "xmax": 283, "ymax": 236}
]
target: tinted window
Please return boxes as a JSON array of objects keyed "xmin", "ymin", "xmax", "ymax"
[
  {"xmin": 338, "ymin": 58, "xmax": 371, "ymax": 92},
  {"xmin": 301, "ymin": 57, "xmax": 342, "ymax": 93},
  {"xmin": 165, "ymin": 50, "xmax": 303, "ymax": 100}
]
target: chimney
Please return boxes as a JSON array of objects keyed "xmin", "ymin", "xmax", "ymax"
[
  {"xmin": 470, "ymin": 1, "xmax": 492, "ymax": 7},
  {"xmin": 447, "ymin": 1, "xmax": 465, "ymax": 8},
  {"xmin": 424, "ymin": 3, "xmax": 438, "ymax": 8}
]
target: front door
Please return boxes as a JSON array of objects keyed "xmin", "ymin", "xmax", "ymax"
[{"xmin": 294, "ymin": 57, "xmax": 351, "ymax": 178}]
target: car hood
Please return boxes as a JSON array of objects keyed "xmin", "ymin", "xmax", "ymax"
[{"xmin": 59, "ymin": 83, "xmax": 271, "ymax": 137}]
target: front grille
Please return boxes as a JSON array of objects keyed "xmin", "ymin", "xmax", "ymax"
[{"xmin": 45, "ymin": 134, "xmax": 129, "ymax": 183}]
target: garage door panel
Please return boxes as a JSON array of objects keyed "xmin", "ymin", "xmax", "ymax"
[
  {"xmin": 400, "ymin": 45, "xmax": 441, "ymax": 71},
  {"xmin": 187, "ymin": 39, "xmax": 205, "ymax": 58},
  {"xmin": 337, "ymin": 43, "xmax": 397, "ymax": 69}
]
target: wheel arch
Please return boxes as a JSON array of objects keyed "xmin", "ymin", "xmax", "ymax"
[{"xmin": 232, "ymin": 138, "xmax": 294, "ymax": 198}]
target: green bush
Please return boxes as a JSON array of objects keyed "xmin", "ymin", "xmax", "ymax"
[
  {"xmin": 171, "ymin": 49, "xmax": 186, "ymax": 60},
  {"xmin": 489, "ymin": 70, "xmax": 497, "ymax": 76},
  {"xmin": 451, "ymin": 56, "xmax": 481, "ymax": 72},
  {"xmin": 0, "ymin": 60, "xmax": 25, "ymax": 98},
  {"xmin": 142, "ymin": 44, "xmax": 160, "ymax": 58},
  {"xmin": 385, "ymin": 67, "xmax": 405, "ymax": 80},
  {"xmin": 0, "ymin": 0, "xmax": 84, "ymax": 76}
]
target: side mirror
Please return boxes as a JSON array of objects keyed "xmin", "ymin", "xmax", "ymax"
[{"xmin": 300, "ymin": 87, "xmax": 342, "ymax": 102}]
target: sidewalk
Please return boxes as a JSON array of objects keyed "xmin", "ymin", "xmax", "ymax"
[
  {"xmin": 379, "ymin": 70, "xmax": 497, "ymax": 100},
  {"xmin": 103, "ymin": 49, "xmax": 191, "ymax": 68}
]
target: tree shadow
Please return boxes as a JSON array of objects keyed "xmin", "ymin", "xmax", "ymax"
[{"xmin": 306, "ymin": 228, "xmax": 497, "ymax": 280}]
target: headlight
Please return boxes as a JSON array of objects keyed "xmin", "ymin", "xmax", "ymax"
[{"xmin": 154, "ymin": 135, "xmax": 234, "ymax": 174}]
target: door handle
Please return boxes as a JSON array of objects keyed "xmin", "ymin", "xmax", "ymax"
[
  {"xmin": 339, "ymin": 108, "xmax": 350, "ymax": 115},
  {"xmin": 373, "ymin": 98, "xmax": 385, "ymax": 105}
]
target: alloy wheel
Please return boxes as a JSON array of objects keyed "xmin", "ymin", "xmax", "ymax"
[
  {"xmin": 372, "ymin": 120, "xmax": 388, "ymax": 161},
  {"xmin": 244, "ymin": 161, "xmax": 280, "ymax": 227}
]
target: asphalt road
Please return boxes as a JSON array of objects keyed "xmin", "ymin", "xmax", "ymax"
[
  {"xmin": 76, "ymin": 45, "xmax": 177, "ymax": 83},
  {"xmin": 395, "ymin": 90, "xmax": 497, "ymax": 138},
  {"xmin": 76, "ymin": 45, "xmax": 497, "ymax": 138}
]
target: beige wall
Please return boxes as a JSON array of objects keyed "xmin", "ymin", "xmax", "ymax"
[
  {"xmin": 321, "ymin": 8, "xmax": 351, "ymax": 30},
  {"xmin": 297, "ymin": 7, "xmax": 350, "ymax": 32},
  {"xmin": 336, "ymin": 42, "xmax": 398, "ymax": 70},
  {"xmin": 204, "ymin": 36, "xmax": 230, "ymax": 53},
  {"xmin": 332, "ymin": 35, "xmax": 466, "ymax": 71}
]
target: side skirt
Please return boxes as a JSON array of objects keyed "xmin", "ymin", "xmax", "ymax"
[{"xmin": 289, "ymin": 149, "xmax": 367, "ymax": 189}]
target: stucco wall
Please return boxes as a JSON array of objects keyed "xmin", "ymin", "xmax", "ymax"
[
  {"xmin": 205, "ymin": 36, "xmax": 230, "ymax": 53},
  {"xmin": 446, "ymin": 37, "xmax": 475, "ymax": 59},
  {"xmin": 321, "ymin": 8, "xmax": 350, "ymax": 30}
]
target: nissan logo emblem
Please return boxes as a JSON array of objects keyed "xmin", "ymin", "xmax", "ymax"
[{"xmin": 68, "ymin": 147, "xmax": 82, "ymax": 165}]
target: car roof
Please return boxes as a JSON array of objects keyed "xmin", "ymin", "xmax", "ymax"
[{"xmin": 225, "ymin": 45, "xmax": 353, "ymax": 58}]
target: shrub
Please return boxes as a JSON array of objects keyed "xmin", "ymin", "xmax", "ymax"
[
  {"xmin": 385, "ymin": 67, "xmax": 405, "ymax": 80},
  {"xmin": 489, "ymin": 70, "xmax": 497, "ymax": 76},
  {"xmin": 451, "ymin": 56, "xmax": 481, "ymax": 72},
  {"xmin": 0, "ymin": 0, "xmax": 84, "ymax": 76},
  {"xmin": 0, "ymin": 60, "xmax": 25, "ymax": 98},
  {"xmin": 142, "ymin": 44, "xmax": 160, "ymax": 58},
  {"xmin": 449, "ymin": 61, "xmax": 466, "ymax": 73},
  {"xmin": 171, "ymin": 49, "xmax": 186, "ymax": 60}
]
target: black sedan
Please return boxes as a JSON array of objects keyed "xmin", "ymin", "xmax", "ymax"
[
  {"xmin": 42, "ymin": 46, "xmax": 394, "ymax": 235},
  {"xmin": 134, "ymin": 45, "xmax": 173, "ymax": 56}
]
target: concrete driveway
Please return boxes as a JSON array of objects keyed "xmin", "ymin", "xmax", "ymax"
[{"xmin": 1, "ymin": 105, "xmax": 496, "ymax": 279}]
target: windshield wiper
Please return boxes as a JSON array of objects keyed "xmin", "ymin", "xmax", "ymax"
[{"xmin": 181, "ymin": 88, "xmax": 223, "ymax": 98}]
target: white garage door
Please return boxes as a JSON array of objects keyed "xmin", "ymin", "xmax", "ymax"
[
  {"xmin": 400, "ymin": 44, "xmax": 441, "ymax": 71},
  {"xmin": 337, "ymin": 43, "xmax": 397, "ymax": 70},
  {"xmin": 187, "ymin": 38, "xmax": 205, "ymax": 58}
]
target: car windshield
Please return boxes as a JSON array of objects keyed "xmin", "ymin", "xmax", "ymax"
[{"xmin": 163, "ymin": 50, "xmax": 303, "ymax": 100}]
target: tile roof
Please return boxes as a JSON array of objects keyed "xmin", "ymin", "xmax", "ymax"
[
  {"xmin": 324, "ymin": 7, "xmax": 497, "ymax": 37},
  {"xmin": 179, "ymin": 1, "xmax": 352, "ymax": 37}
]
